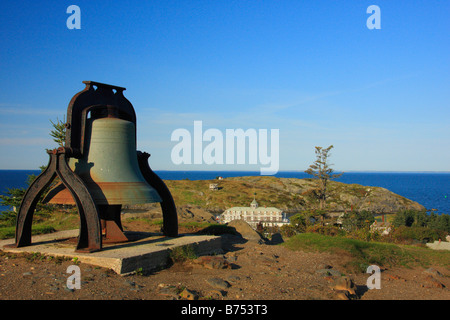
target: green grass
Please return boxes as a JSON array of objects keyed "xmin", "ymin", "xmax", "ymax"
[
  {"xmin": 0, "ymin": 214, "xmax": 228, "ymax": 240},
  {"xmin": 180, "ymin": 221, "xmax": 211, "ymax": 229},
  {"xmin": 0, "ymin": 225, "xmax": 56, "ymax": 239},
  {"xmin": 169, "ymin": 244, "xmax": 198, "ymax": 262},
  {"xmin": 0, "ymin": 210, "xmax": 78, "ymax": 240},
  {"xmin": 124, "ymin": 216, "xmax": 164, "ymax": 226},
  {"xmin": 283, "ymin": 233, "xmax": 450, "ymax": 272}
]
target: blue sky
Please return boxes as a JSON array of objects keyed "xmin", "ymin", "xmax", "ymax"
[{"xmin": 0, "ymin": 0, "xmax": 448, "ymax": 172}]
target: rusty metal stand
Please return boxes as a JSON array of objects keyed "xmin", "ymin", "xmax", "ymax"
[
  {"xmin": 7, "ymin": 81, "xmax": 178, "ymax": 253},
  {"xmin": 98, "ymin": 204, "xmax": 129, "ymax": 243},
  {"xmin": 8, "ymin": 148, "xmax": 102, "ymax": 253},
  {"xmin": 137, "ymin": 151, "xmax": 178, "ymax": 237}
]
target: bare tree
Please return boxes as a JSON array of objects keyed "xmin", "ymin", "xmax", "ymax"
[{"xmin": 305, "ymin": 145, "xmax": 343, "ymax": 210}]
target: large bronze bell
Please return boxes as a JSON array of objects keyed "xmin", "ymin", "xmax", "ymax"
[
  {"xmin": 8, "ymin": 81, "xmax": 178, "ymax": 253},
  {"xmin": 46, "ymin": 117, "xmax": 162, "ymax": 205}
]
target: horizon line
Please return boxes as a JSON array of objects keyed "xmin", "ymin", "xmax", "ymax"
[{"xmin": 2, "ymin": 169, "xmax": 450, "ymax": 174}]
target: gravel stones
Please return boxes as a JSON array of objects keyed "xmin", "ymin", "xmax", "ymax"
[{"xmin": 206, "ymin": 277, "xmax": 231, "ymax": 290}]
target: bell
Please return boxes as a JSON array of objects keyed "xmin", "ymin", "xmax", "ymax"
[
  {"xmin": 45, "ymin": 117, "xmax": 161, "ymax": 205},
  {"xmin": 12, "ymin": 81, "xmax": 177, "ymax": 253}
]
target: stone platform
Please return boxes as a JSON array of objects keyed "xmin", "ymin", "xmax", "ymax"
[{"xmin": 0, "ymin": 230, "xmax": 222, "ymax": 275}]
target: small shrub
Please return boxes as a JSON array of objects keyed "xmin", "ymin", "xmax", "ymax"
[
  {"xmin": 279, "ymin": 225, "xmax": 298, "ymax": 238},
  {"xmin": 341, "ymin": 210, "xmax": 375, "ymax": 232},
  {"xmin": 135, "ymin": 267, "xmax": 144, "ymax": 276},
  {"xmin": 25, "ymin": 252, "xmax": 46, "ymax": 262},
  {"xmin": 289, "ymin": 213, "xmax": 307, "ymax": 232},
  {"xmin": 0, "ymin": 211, "xmax": 17, "ymax": 227},
  {"xmin": 392, "ymin": 226, "xmax": 443, "ymax": 244},
  {"xmin": 306, "ymin": 224, "xmax": 344, "ymax": 237},
  {"xmin": 169, "ymin": 244, "xmax": 198, "ymax": 263},
  {"xmin": 349, "ymin": 227, "xmax": 382, "ymax": 242}
]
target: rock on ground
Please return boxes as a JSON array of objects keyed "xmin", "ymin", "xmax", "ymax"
[{"xmin": 226, "ymin": 219, "xmax": 265, "ymax": 243}]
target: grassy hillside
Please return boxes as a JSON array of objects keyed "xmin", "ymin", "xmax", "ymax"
[
  {"xmin": 152, "ymin": 176, "xmax": 425, "ymax": 215},
  {"xmin": 283, "ymin": 232, "xmax": 450, "ymax": 272}
]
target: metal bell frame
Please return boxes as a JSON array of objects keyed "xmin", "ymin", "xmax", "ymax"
[{"xmin": 9, "ymin": 81, "xmax": 178, "ymax": 253}]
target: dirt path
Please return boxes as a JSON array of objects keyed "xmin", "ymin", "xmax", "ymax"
[{"xmin": 0, "ymin": 222, "xmax": 449, "ymax": 302}]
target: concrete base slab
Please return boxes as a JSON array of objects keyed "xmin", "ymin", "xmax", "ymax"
[{"xmin": 0, "ymin": 230, "xmax": 222, "ymax": 275}]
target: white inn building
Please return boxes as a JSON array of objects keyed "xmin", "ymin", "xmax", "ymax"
[{"xmin": 219, "ymin": 198, "xmax": 290, "ymax": 229}]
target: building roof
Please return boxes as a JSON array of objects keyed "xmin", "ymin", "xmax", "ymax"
[
  {"xmin": 225, "ymin": 206, "xmax": 282, "ymax": 213},
  {"xmin": 223, "ymin": 197, "xmax": 283, "ymax": 214}
]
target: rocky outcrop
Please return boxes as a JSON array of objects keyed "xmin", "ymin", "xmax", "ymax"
[
  {"xmin": 331, "ymin": 276, "xmax": 359, "ymax": 300},
  {"xmin": 125, "ymin": 176, "xmax": 426, "ymax": 220},
  {"xmin": 330, "ymin": 184, "xmax": 425, "ymax": 214}
]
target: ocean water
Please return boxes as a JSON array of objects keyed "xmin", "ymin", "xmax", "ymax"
[{"xmin": 0, "ymin": 170, "xmax": 449, "ymax": 214}]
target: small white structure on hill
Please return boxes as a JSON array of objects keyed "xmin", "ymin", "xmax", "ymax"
[
  {"xmin": 370, "ymin": 215, "xmax": 392, "ymax": 236},
  {"xmin": 219, "ymin": 198, "xmax": 289, "ymax": 230},
  {"xmin": 209, "ymin": 183, "xmax": 219, "ymax": 191}
]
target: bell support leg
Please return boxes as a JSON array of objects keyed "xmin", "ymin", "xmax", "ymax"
[
  {"xmin": 137, "ymin": 151, "xmax": 178, "ymax": 237},
  {"xmin": 11, "ymin": 152, "xmax": 58, "ymax": 248},
  {"xmin": 6, "ymin": 149, "xmax": 103, "ymax": 253},
  {"xmin": 56, "ymin": 151, "xmax": 102, "ymax": 252},
  {"xmin": 98, "ymin": 204, "xmax": 129, "ymax": 243}
]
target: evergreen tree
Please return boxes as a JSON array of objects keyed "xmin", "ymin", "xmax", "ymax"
[
  {"xmin": 392, "ymin": 210, "xmax": 415, "ymax": 227},
  {"xmin": 305, "ymin": 145, "xmax": 343, "ymax": 210},
  {"xmin": 49, "ymin": 117, "xmax": 66, "ymax": 147},
  {"xmin": 341, "ymin": 210, "xmax": 375, "ymax": 232}
]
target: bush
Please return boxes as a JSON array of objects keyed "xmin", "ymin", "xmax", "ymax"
[
  {"xmin": 289, "ymin": 213, "xmax": 307, "ymax": 232},
  {"xmin": 429, "ymin": 212, "xmax": 450, "ymax": 233},
  {"xmin": 341, "ymin": 210, "xmax": 375, "ymax": 232},
  {"xmin": 279, "ymin": 225, "xmax": 298, "ymax": 238},
  {"xmin": 349, "ymin": 227, "xmax": 381, "ymax": 242},
  {"xmin": 392, "ymin": 210, "xmax": 450, "ymax": 234},
  {"xmin": 306, "ymin": 224, "xmax": 345, "ymax": 237},
  {"xmin": 391, "ymin": 226, "xmax": 444, "ymax": 244},
  {"xmin": 0, "ymin": 211, "xmax": 17, "ymax": 227}
]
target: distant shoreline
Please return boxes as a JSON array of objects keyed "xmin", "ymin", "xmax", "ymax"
[
  {"xmin": 1, "ymin": 169, "xmax": 449, "ymax": 174},
  {"xmin": 1, "ymin": 170, "xmax": 449, "ymax": 214}
]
